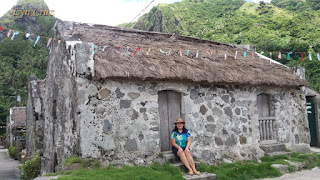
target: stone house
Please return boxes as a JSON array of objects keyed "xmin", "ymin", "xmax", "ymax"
[{"xmin": 27, "ymin": 20, "xmax": 311, "ymax": 174}]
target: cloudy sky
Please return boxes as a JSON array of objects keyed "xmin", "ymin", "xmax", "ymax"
[{"xmin": 0, "ymin": 0, "xmax": 271, "ymax": 26}]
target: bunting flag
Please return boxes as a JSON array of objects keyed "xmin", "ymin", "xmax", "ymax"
[
  {"xmin": 160, "ymin": 48, "xmax": 171, "ymax": 56},
  {"xmin": 126, "ymin": 46, "xmax": 130, "ymax": 54},
  {"xmin": 278, "ymin": 52, "xmax": 281, "ymax": 59},
  {"xmin": 102, "ymin": 45, "xmax": 108, "ymax": 52},
  {"xmin": 7, "ymin": 29, "xmax": 12, "ymax": 37},
  {"xmin": 94, "ymin": 45, "xmax": 98, "ymax": 54},
  {"xmin": 0, "ymin": 27, "xmax": 3, "ymax": 32},
  {"xmin": 25, "ymin": 33, "xmax": 31, "ymax": 39},
  {"xmin": 33, "ymin": 36, "xmax": 40, "ymax": 47},
  {"xmin": 302, "ymin": 52, "xmax": 304, "ymax": 62},
  {"xmin": 133, "ymin": 47, "xmax": 140, "ymax": 56},
  {"xmin": 270, "ymin": 52, "xmax": 272, "ymax": 58},
  {"xmin": 259, "ymin": 51, "xmax": 264, "ymax": 59},
  {"xmin": 309, "ymin": 52, "xmax": 312, "ymax": 61},
  {"xmin": 317, "ymin": 53, "xmax": 320, "ymax": 61},
  {"xmin": 11, "ymin": 31, "xmax": 19, "ymax": 40},
  {"xmin": 224, "ymin": 51, "xmax": 227, "ymax": 60},
  {"xmin": 196, "ymin": 50, "xmax": 199, "ymax": 58},
  {"xmin": 147, "ymin": 48, "xmax": 151, "ymax": 55},
  {"xmin": 207, "ymin": 50, "xmax": 212, "ymax": 56},
  {"xmin": 179, "ymin": 50, "xmax": 182, "ymax": 56},
  {"xmin": 117, "ymin": 47, "xmax": 121, "ymax": 51},
  {"xmin": 187, "ymin": 50, "xmax": 190, "ymax": 57},
  {"xmin": 234, "ymin": 51, "xmax": 238, "ymax": 59},
  {"xmin": 287, "ymin": 52, "xmax": 290, "ymax": 60},
  {"xmin": 46, "ymin": 38, "xmax": 52, "ymax": 47},
  {"xmin": 244, "ymin": 51, "xmax": 247, "ymax": 58},
  {"xmin": 294, "ymin": 52, "xmax": 297, "ymax": 58}
]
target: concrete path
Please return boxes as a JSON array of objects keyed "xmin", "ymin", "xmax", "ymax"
[
  {"xmin": 0, "ymin": 145, "xmax": 21, "ymax": 180},
  {"xmin": 264, "ymin": 168, "xmax": 320, "ymax": 180}
]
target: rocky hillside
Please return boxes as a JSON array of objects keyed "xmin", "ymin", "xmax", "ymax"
[{"xmin": 0, "ymin": 0, "xmax": 56, "ymax": 127}]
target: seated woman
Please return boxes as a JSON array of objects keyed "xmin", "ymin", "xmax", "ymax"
[{"xmin": 171, "ymin": 118, "xmax": 200, "ymax": 175}]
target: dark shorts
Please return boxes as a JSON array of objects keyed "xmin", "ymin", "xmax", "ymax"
[{"xmin": 172, "ymin": 146, "xmax": 190, "ymax": 157}]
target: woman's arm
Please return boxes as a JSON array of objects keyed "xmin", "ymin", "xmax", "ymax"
[
  {"xmin": 171, "ymin": 138, "xmax": 182, "ymax": 150},
  {"xmin": 186, "ymin": 137, "xmax": 191, "ymax": 149}
]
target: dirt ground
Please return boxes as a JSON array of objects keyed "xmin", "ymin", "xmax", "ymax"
[{"xmin": 0, "ymin": 145, "xmax": 20, "ymax": 180}]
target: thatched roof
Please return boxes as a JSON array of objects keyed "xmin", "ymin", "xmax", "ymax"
[{"xmin": 54, "ymin": 21, "xmax": 307, "ymax": 87}]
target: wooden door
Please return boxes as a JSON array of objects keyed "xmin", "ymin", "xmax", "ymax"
[
  {"xmin": 257, "ymin": 94, "xmax": 270, "ymax": 117},
  {"xmin": 158, "ymin": 90, "xmax": 181, "ymax": 151}
]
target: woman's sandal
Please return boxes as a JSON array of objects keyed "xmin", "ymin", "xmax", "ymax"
[
  {"xmin": 194, "ymin": 171, "xmax": 201, "ymax": 175},
  {"xmin": 188, "ymin": 171, "xmax": 194, "ymax": 175}
]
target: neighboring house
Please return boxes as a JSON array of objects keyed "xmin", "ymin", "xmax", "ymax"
[
  {"xmin": 27, "ymin": 20, "xmax": 310, "ymax": 174},
  {"xmin": 6, "ymin": 107, "xmax": 26, "ymax": 159}
]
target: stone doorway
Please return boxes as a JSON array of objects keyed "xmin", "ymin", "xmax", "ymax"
[{"xmin": 158, "ymin": 90, "xmax": 182, "ymax": 151}]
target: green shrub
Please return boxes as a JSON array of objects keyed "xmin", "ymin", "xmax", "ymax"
[
  {"xmin": 8, "ymin": 146, "xmax": 17, "ymax": 158},
  {"xmin": 19, "ymin": 155, "xmax": 40, "ymax": 180},
  {"xmin": 63, "ymin": 155, "xmax": 85, "ymax": 167}
]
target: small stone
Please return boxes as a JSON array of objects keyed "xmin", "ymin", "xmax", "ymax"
[
  {"xmin": 115, "ymin": 88, "xmax": 125, "ymax": 98},
  {"xmin": 138, "ymin": 86, "xmax": 145, "ymax": 92},
  {"xmin": 205, "ymin": 124, "xmax": 216, "ymax": 133},
  {"xmin": 192, "ymin": 113, "xmax": 199, "ymax": 118},
  {"xmin": 138, "ymin": 133, "xmax": 144, "ymax": 140},
  {"xmin": 131, "ymin": 109, "xmax": 139, "ymax": 120},
  {"xmin": 240, "ymin": 135, "xmax": 247, "ymax": 144},
  {"xmin": 222, "ymin": 95, "xmax": 229, "ymax": 103},
  {"xmin": 98, "ymin": 88, "xmax": 111, "ymax": 99},
  {"xmin": 95, "ymin": 107, "xmax": 105, "ymax": 114},
  {"xmin": 194, "ymin": 97, "xmax": 204, "ymax": 104},
  {"xmin": 240, "ymin": 117, "xmax": 247, "ymax": 123},
  {"xmin": 140, "ymin": 108, "xmax": 146, "ymax": 113},
  {"xmin": 224, "ymin": 107, "xmax": 233, "ymax": 118},
  {"xmin": 242, "ymin": 125, "xmax": 247, "ymax": 133},
  {"xmin": 215, "ymin": 137, "xmax": 223, "ymax": 146},
  {"xmin": 190, "ymin": 89, "xmax": 199, "ymax": 100},
  {"xmin": 235, "ymin": 108, "xmax": 240, "ymax": 115},
  {"xmin": 222, "ymin": 129, "xmax": 228, "ymax": 135},
  {"xmin": 207, "ymin": 102, "xmax": 212, "ymax": 108},
  {"xmin": 120, "ymin": 100, "xmax": 132, "ymax": 108},
  {"xmin": 212, "ymin": 107, "xmax": 223, "ymax": 117},
  {"xmin": 231, "ymin": 98, "xmax": 235, "ymax": 103},
  {"xmin": 101, "ymin": 136, "xmax": 116, "ymax": 150},
  {"xmin": 206, "ymin": 116, "xmax": 214, "ymax": 122},
  {"xmin": 128, "ymin": 92, "xmax": 140, "ymax": 99},
  {"xmin": 149, "ymin": 127, "xmax": 159, "ymax": 131},
  {"xmin": 225, "ymin": 134, "xmax": 237, "ymax": 146},
  {"xmin": 125, "ymin": 139, "xmax": 138, "ymax": 151},
  {"xmin": 231, "ymin": 127, "xmax": 241, "ymax": 135},
  {"xmin": 103, "ymin": 119, "xmax": 112, "ymax": 134},
  {"xmin": 200, "ymin": 105, "xmax": 207, "ymax": 115}
]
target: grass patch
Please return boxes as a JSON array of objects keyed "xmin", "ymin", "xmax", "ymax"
[{"xmin": 56, "ymin": 162, "xmax": 184, "ymax": 180}]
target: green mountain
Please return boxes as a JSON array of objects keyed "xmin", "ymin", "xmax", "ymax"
[
  {"xmin": 128, "ymin": 0, "xmax": 320, "ymax": 92},
  {"xmin": 0, "ymin": 0, "xmax": 56, "ymax": 131}
]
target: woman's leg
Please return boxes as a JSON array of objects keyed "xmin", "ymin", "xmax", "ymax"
[
  {"xmin": 184, "ymin": 150, "xmax": 200, "ymax": 174},
  {"xmin": 184, "ymin": 150, "xmax": 197, "ymax": 172},
  {"xmin": 177, "ymin": 150, "xmax": 193, "ymax": 173}
]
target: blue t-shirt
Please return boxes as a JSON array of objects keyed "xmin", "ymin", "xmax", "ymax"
[{"xmin": 171, "ymin": 129, "xmax": 191, "ymax": 148}]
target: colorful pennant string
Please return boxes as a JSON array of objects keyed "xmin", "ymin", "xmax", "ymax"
[
  {"xmin": 196, "ymin": 50, "xmax": 199, "ymax": 58},
  {"xmin": 33, "ymin": 36, "xmax": 40, "ymax": 47},
  {"xmin": 317, "ymin": 53, "xmax": 320, "ymax": 61},
  {"xmin": 147, "ymin": 48, "xmax": 151, "ymax": 55},
  {"xmin": 302, "ymin": 52, "xmax": 304, "ymax": 62},
  {"xmin": 259, "ymin": 51, "xmax": 264, "ymax": 59},
  {"xmin": 0, "ymin": 27, "xmax": 3, "ymax": 32},
  {"xmin": 244, "ymin": 51, "xmax": 247, "ymax": 58},
  {"xmin": 287, "ymin": 52, "xmax": 290, "ymax": 60},
  {"xmin": 270, "ymin": 52, "xmax": 272, "ymax": 58},
  {"xmin": 309, "ymin": 52, "xmax": 312, "ymax": 61},
  {"xmin": 7, "ymin": 29, "xmax": 12, "ymax": 37},
  {"xmin": 102, "ymin": 45, "xmax": 108, "ymax": 52},
  {"xmin": 294, "ymin": 52, "xmax": 297, "ymax": 58},
  {"xmin": 133, "ymin": 47, "xmax": 140, "ymax": 56},
  {"xmin": 224, "ymin": 51, "xmax": 227, "ymax": 60},
  {"xmin": 25, "ymin": 33, "xmax": 30, "ymax": 39},
  {"xmin": 46, "ymin": 38, "xmax": 52, "ymax": 47},
  {"xmin": 179, "ymin": 50, "xmax": 182, "ymax": 56},
  {"xmin": 187, "ymin": 50, "xmax": 190, "ymax": 57},
  {"xmin": 11, "ymin": 31, "xmax": 19, "ymax": 40},
  {"xmin": 94, "ymin": 45, "xmax": 98, "ymax": 54},
  {"xmin": 235, "ymin": 51, "xmax": 238, "ymax": 59},
  {"xmin": 278, "ymin": 52, "xmax": 281, "ymax": 59}
]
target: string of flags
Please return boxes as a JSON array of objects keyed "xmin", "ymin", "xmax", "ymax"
[{"xmin": 0, "ymin": 26, "xmax": 320, "ymax": 62}]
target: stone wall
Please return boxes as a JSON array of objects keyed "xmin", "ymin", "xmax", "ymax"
[
  {"xmin": 76, "ymin": 78, "xmax": 310, "ymax": 165},
  {"xmin": 26, "ymin": 77, "xmax": 45, "ymax": 157}
]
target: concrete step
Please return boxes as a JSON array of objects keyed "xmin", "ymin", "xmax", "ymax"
[
  {"xmin": 183, "ymin": 172, "xmax": 216, "ymax": 180},
  {"xmin": 171, "ymin": 162, "xmax": 201, "ymax": 172},
  {"xmin": 269, "ymin": 151, "xmax": 292, "ymax": 157},
  {"xmin": 162, "ymin": 151, "xmax": 180, "ymax": 163},
  {"xmin": 261, "ymin": 143, "xmax": 287, "ymax": 153}
]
